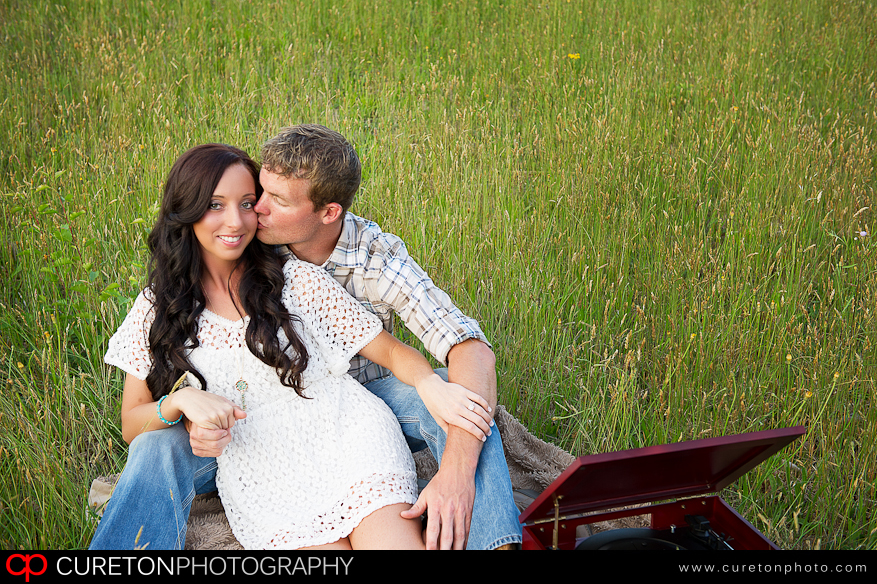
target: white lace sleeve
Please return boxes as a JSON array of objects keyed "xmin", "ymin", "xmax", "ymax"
[
  {"xmin": 103, "ymin": 290, "xmax": 156, "ymax": 380},
  {"xmin": 284, "ymin": 260, "xmax": 382, "ymax": 376}
]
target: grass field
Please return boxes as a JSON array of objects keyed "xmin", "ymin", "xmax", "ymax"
[{"xmin": 1, "ymin": 0, "xmax": 875, "ymax": 550}]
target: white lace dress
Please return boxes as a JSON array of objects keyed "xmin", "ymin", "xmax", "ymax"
[{"xmin": 104, "ymin": 259, "xmax": 418, "ymax": 549}]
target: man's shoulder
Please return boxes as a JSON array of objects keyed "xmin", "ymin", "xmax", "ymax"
[
  {"xmin": 342, "ymin": 213, "xmax": 406, "ymax": 261},
  {"xmin": 345, "ymin": 212, "xmax": 394, "ymax": 241}
]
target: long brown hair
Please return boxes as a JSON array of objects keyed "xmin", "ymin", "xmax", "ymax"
[{"xmin": 144, "ymin": 143, "xmax": 308, "ymax": 399}]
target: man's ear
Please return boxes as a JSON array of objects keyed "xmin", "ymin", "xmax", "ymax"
[{"xmin": 321, "ymin": 202, "xmax": 344, "ymax": 225}]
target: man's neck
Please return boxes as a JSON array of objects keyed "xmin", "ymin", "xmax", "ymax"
[{"xmin": 288, "ymin": 219, "xmax": 344, "ymax": 265}]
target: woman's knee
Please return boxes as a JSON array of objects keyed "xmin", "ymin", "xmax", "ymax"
[{"xmin": 349, "ymin": 503, "xmax": 424, "ymax": 550}]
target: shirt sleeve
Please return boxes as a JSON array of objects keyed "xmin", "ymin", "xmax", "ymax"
[
  {"xmin": 365, "ymin": 235, "xmax": 491, "ymax": 365},
  {"xmin": 103, "ymin": 290, "xmax": 156, "ymax": 380},
  {"xmin": 285, "ymin": 260, "xmax": 383, "ymax": 376}
]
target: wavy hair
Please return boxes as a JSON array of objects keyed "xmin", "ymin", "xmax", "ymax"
[{"xmin": 144, "ymin": 143, "xmax": 309, "ymax": 400}]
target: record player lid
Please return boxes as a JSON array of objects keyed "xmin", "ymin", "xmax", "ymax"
[{"xmin": 519, "ymin": 426, "xmax": 806, "ymax": 524}]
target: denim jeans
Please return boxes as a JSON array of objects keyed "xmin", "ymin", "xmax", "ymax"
[
  {"xmin": 89, "ymin": 369, "xmax": 522, "ymax": 550},
  {"xmin": 88, "ymin": 422, "xmax": 217, "ymax": 550}
]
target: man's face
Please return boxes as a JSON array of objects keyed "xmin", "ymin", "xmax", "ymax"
[{"xmin": 254, "ymin": 168, "xmax": 324, "ymax": 247}]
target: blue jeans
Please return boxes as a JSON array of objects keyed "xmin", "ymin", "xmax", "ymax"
[
  {"xmin": 88, "ymin": 422, "xmax": 218, "ymax": 550},
  {"xmin": 89, "ymin": 370, "xmax": 522, "ymax": 550}
]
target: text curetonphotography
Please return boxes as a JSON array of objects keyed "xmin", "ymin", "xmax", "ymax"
[{"xmin": 54, "ymin": 556, "xmax": 354, "ymax": 577}]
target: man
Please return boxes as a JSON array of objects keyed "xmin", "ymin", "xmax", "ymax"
[
  {"xmin": 90, "ymin": 125, "xmax": 521, "ymax": 550},
  {"xmin": 248, "ymin": 124, "xmax": 521, "ymax": 550}
]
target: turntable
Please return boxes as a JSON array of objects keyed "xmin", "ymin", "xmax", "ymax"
[{"xmin": 519, "ymin": 426, "xmax": 806, "ymax": 550}]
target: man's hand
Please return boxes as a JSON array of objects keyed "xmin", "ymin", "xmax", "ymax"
[
  {"xmin": 186, "ymin": 409, "xmax": 246, "ymax": 457},
  {"xmin": 401, "ymin": 426, "xmax": 479, "ymax": 549}
]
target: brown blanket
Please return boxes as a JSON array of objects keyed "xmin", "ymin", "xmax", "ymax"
[{"xmin": 88, "ymin": 406, "xmax": 641, "ymax": 549}]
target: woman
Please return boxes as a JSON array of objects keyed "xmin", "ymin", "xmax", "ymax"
[{"xmin": 103, "ymin": 143, "xmax": 491, "ymax": 549}]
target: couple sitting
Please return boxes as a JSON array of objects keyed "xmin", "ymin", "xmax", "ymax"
[{"xmin": 90, "ymin": 124, "xmax": 522, "ymax": 550}]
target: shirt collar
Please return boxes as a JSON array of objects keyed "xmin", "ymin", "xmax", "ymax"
[
  {"xmin": 278, "ymin": 213, "xmax": 363, "ymax": 269},
  {"xmin": 326, "ymin": 212, "xmax": 360, "ymax": 268}
]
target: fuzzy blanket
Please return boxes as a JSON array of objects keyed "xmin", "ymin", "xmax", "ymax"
[{"xmin": 88, "ymin": 406, "xmax": 642, "ymax": 549}]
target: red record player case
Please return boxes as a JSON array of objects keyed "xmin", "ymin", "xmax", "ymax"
[{"xmin": 518, "ymin": 426, "xmax": 806, "ymax": 550}]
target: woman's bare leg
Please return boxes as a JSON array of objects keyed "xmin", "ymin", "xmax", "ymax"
[
  {"xmin": 348, "ymin": 503, "xmax": 425, "ymax": 550},
  {"xmin": 297, "ymin": 538, "xmax": 353, "ymax": 551}
]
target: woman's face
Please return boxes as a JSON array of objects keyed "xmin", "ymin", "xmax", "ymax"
[{"xmin": 192, "ymin": 163, "xmax": 259, "ymax": 267}]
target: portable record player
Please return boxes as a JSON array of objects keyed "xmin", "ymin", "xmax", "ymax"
[{"xmin": 519, "ymin": 426, "xmax": 806, "ymax": 550}]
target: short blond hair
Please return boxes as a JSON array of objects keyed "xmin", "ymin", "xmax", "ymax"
[{"xmin": 260, "ymin": 124, "xmax": 361, "ymax": 212}]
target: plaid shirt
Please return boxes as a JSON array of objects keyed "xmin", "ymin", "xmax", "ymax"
[{"xmin": 281, "ymin": 213, "xmax": 490, "ymax": 384}]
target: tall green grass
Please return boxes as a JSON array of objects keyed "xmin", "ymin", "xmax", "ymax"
[{"xmin": 1, "ymin": 0, "xmax": 874, "ymax": 549}]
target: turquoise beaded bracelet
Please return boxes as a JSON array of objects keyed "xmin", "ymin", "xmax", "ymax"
[{"xmin": 157, "ymin": 395, "xmax": 183, "ymax": 425}]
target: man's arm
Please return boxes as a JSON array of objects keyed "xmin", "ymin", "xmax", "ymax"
[
  {"xmin": 401, "ymin": 338, "xmax": 497, "ymax": 549},
  {"xmin": 444, "ymin": 338, "xmax": 497, "ymax": 474},
  {"xmin": 446, "ymin": 338, "xmax": 497, "ymax": 413}
]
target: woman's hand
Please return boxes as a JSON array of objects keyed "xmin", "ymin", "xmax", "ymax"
[
  {"xmin": 121, "ymin": 373, "xmax": 245, "ymax": 444},
  {"xmin": 359, "ymin": 331, "xmax": 495, "ymax": 442},
  {"xmin": 170, "ymin": 386, "xmax": 246, "ymax": 431},
  {"xmin": 416, "ymin": 374, "xmax": 494, "ymax": 441}
]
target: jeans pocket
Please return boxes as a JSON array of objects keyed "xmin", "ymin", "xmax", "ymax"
[{"xmin": 397, "ymin": 417, "xmax": 435, "ymax": 452}]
